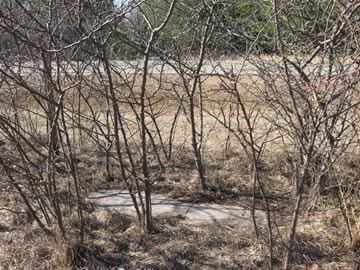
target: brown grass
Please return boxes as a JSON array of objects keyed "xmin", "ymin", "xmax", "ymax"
[
  {"xmin": 2, "ymin": 145, "xmax": 360, "ymax": 269},
  {"xmin": 1, "ymin": 59, "xmax": 360, "ymax": 269}
]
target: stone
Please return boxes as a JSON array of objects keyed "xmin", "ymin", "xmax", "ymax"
[{"xmin": 88, "ymin": 190, "xmax": 266, "ymax": 226}]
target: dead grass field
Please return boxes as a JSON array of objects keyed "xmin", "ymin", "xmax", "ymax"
[
  {"xmin": 1, "ymin": 69, "xmax": 360, "ymax": 269},
  {"xmin": 2, "ymin": 147, "xmax": 360, "ymax": 269}
]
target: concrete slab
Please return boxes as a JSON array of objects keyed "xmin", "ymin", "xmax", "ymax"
[
  {"xmin": 184, "ymin": 203, "xmax": 265, "ymax": 226},
  {"xmin": 89, "ymin": 190, "xmax": 193, "ymax": 217},
  {"xmin": 88, "ymin": 190, "xmax": 266, "ymax": 226}
]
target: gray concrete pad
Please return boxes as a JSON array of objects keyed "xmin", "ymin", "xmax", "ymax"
[
  {"xmin": 88, "ymin": 190, "xmax": 266, "ymax": 226},
  {"xmin": 184, "ymin": 203, "xmax": 264, "ymax": 226}
]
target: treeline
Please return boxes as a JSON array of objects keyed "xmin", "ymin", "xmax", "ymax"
[
  {"xmin": 1, "ymin": 0, "xmax": 358, "ymax": 59},
  {"xmin": 134, "ymin": 0, "xmax": 359, "ymax": 55}
]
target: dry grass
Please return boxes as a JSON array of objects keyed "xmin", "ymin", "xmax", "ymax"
[
  {"xmin": 1, "ymin": 58, "xmax": 360, "ymax": 269},
  {"xmin": 2, "ymin": 203, "xmax": 358, "ymax": 269},
  {"xmin": 2, "ymin": 146, "xmax": 360, "ymax": 269}
]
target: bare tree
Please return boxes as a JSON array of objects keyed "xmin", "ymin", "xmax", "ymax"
[{"xmin": 268, "ymin": 0, "xmax": 360, "ymax": 268}]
